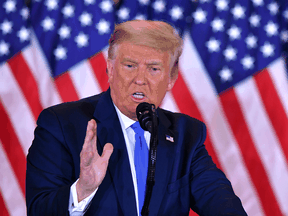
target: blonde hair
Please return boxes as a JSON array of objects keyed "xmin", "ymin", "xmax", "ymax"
[{"xmin": 108, "ymin": 20, "xmax": 183, "ymax": 78}]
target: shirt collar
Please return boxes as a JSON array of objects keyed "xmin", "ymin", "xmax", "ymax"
[{"xmin": 113, "ymin": 103, "xmax": 136, "ymax": 130}]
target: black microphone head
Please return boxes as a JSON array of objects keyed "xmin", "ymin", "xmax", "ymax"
[{"xmin": 136, "ymin": 102, "xmax": 154, "ymax": 132}]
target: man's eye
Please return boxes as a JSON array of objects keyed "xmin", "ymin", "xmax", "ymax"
[
  {"xmin": 150, "ymin": 67, "xmax": 160, "ymax": 72},
  {"xmin": 125, "ymin": 64, "xmax": 133, "ymax": 68}
]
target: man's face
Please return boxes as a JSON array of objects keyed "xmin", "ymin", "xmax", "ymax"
[{"xmin": 107, "ymin": 42, "xmax": 177, "ymax": 120}]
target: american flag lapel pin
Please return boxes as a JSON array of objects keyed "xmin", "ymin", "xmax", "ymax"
[{"xmin": 165, "ymin": 135, "xmax": 174, "ymax": 142}]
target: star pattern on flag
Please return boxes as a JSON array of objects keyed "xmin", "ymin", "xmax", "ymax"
[
  {"xmin": 227, "ymin": 25, "xmax": 241, "ymax": 40},
  {"xmin": 1, "ymin": 0, "xmax": 286, "ymax": 96},
  {"xmin": 206, "ymin": 38, "xmax": 221, "ymax": 52},
  {"xmin": 84, "ymin": 0, "xmax": 95, "ymax": 5},
  {"xmin": 219, "ymin": 66, "xmax": 233, "ymax": 82},
  {"xmin": 45, "ymin": 0, "xmax": 58, "ymax": 11},
  {"xmin": 58, "ymin": 25, "xmax": 71, "ymax": 40},
  {"xmin": 252, "ymin": 0, "xmax": 263, "ymax": 6},
  {"xmin": 20, "ymin": 7, "xmax": 29, "ymax": 20},
  {"xmin": 96, "ymin": 19, "xmax": 110, "ymax": 35},
  {"xmin": 62, "ymin": 4, "xmax": 75, "ymax": 18},
  {"xmin": 79, "ymin": 12, "xmax": 93, "ymax": 26},
  {"xmin": 0, "ymin": 40, "xmax": 10, "ymax": 56},
  {"xmin": 281, "ymin": 30, "xmax": 288, "ymax": 42},
  {"xmin": 215, "ymin": 0, "xmax": 228, "ymax": 11},
  {"xmin": 260, "ymin": 42, "xmax": 275, "ymax": 57},
  {"xmin": 75, "ymin": 32, "xmax": 89, "ymax": 48},
  {"xmin": 283, "ymin": 9, "xmax": 288, "ymax": 20},
  {"xmin": 223, "ymin": 46, "xmax": 237, "ymax": 61},
  {"xmin": 241, "ymin": 55, "xmax": 254, "ymax": 70},
  {"xmin": 17, "ymin": 27, "xmax": 30, "ymax": 42},
  {"xmin": 153, "ymin": 0, "xmax": 166, "ymax": 13},
  {"xmin": 138, "ymin": 0, "xmax": 150, "ymax": 6},
  {"xmin": 249, "ymin": 14, "xmax": 261, "ymax": 27},
  {"xmin": 245, "ymin": 34, "xmax": 257, "ymax": 49},
  {"xmin": 189, "ymin": 0, "xmax": 285, "ymax": 93},
  {"xmin": 134, "ymin": 14, "xmax": 146, "ymax": 20},
  {"xmin": 211, "ymin": 18, "xmax": 225, "ymax": 32},
  {"xmin": 264, "ymin": 21, "xmax": 278, "ymax": 37},
  {"xmin": 99, "ymin": 0, "xmax": 113, "ymax": 13},
  {"xmin": 0, "ymin": 20, "xmax": 13, "ymax": 35},
  {"xmin": 169, "ymin": 6, "xmax": 184, "ymax": 21},
  {"xmin": 193, "ymin": 8, "xmax": 207, "ymax": 24},
  {"xmin": 0, "ymin": 1, "xmax": 31, "ymax": 63},
  {"xmin": 117, "ymin": 7, "xmax": 130, "ymax": 20},
  {"xmin": 41, "ymin": 17, "xmax": 55, "ymax": 31},
  {"xmin": 25, "ymin": 0, "xmax": 113, "ymax": 77},
  {"xmin": 267, "ymin": 2, "xmax": 279, "ymax": 15},
  {"xmin": 3, "ymin": 0, "xmax": 16, "ymax": 13},
  {"xmin": 231, "ymin": 4, "xmax": 245, "ymax": 20}
]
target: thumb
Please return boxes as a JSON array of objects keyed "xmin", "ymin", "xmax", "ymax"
[{"xmin": 101, "ymin": 143, "xmax": 113, "ymax": 161}]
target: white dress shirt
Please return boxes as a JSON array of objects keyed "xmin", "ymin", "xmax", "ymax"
[{"xmin": 68, "ymin": 104, "xmax": 150, "ymax": 216}]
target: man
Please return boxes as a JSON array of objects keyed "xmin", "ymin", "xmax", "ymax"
[{"xmin": 26, "ymin": 20, "xmax": 247, "ymax": 216}]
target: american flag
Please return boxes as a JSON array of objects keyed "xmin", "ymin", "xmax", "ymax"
[{"xmin": 0, "ymin": 0, "xmax": 288, "ymax": 215}]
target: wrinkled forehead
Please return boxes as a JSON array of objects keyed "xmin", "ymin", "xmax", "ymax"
[
  {"xmin": 113, "ymin": 42, "xmax": 172, "ymax": 67},
  {"xmin": 112, "ymin": 41, "xmax": 172, "ymax": 61}
]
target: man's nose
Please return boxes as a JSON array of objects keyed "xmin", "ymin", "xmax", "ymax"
[{"xmin": 134, "ymin": 66, "xmax": 146, "ymax": 85}]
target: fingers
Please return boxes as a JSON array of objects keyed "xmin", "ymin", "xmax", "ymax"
[
  {"xmin": 101, "ymin": 143, "xmax": 114, "ymax": 162},
  {"xmin": 81, "ymin": 119, "xmax": 98, "ymax": 166},
  {"xmin": 84, "ymin": 119, "xmax": 97, "ymax": 144}
]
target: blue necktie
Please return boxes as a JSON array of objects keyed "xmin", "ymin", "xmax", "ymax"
[{"xmin": 131, "ymin": 121, "xmax": 148, "ymax": 213}]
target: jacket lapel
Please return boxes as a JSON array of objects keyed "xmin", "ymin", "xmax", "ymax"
[{"xmin": 93, "ymin": 90, "xmax": 137, "ymax": 216}]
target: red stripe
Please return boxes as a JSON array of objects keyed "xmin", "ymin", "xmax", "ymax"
[
  {"xmin": 54, "ymin": 72, "xmax": 79, "ymax": 102},
  {"xmin": 254, "ymin": 69, "xmax": 288, "ymax": 164},
  {"xmin": 220, "ymin": 88, "xmax": 283, "ymax": 216},
  {"xmin": 7, "ymin": 52, "xmax": 43, "ymax": 120},
  {"xmin": 0, "ymin": 191, "xmax": 9, "ymax": 216},
  {"xmin": 171, "ymin": 72, "xmax": 222, "ymax": 170},
  {"xmin": 0, "ymin": 102, "xmax": 26, "ymax": 196},
  {"xmin": 189, "ymin": 210, "xmax": 199, "ymax": 216},
  {"xmin": 89, "ymin": 53, "xmax": 109, "ymax": 91}
]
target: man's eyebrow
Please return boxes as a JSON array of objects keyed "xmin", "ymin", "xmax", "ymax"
[
  {"xmin": 121, "ymin": 58, "xmax": 163, "ymax": 66},
  {"xmin": 122, "ymin": 58, "xmax": 138, "ymax": 63},
  {"xmin": 146, "ymin": 61, "xmax": 163, "ymax": 66}
]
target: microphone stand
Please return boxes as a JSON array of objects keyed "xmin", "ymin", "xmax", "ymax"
[{"xmin": 140, "ymin": 104, "xmax": 158, "ymax": 216}]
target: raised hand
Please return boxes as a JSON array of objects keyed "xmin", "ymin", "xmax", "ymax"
[{"xmin": 76, "ymin": 119, "xmax": 113, "ymax": 202}]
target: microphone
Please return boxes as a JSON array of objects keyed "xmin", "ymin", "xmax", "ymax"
[
  {"xmin": 136, "ymin": 102, "xmax": 158, "ymax": 216},
  {"xmin": 136, "ymin": 102, "xmax": 155, "ymax": 133}
]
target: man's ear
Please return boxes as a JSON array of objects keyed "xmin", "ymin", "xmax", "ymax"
[
  {"xmin": 107, "ymin": 59, "xmax": 113, "ymax": 82},
  {"xmin": 167, "ymin": 73, "xmax": 178, "ymax": 91},
  {"xmin": 167, "ymin": 64, "xmax": 178, "ymax": 91}
]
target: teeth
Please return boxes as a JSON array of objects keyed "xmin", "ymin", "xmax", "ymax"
[
  {"xmin": 133, "ymin": 94, "xmax": 144, "ymax": 99},
  {"xmin": 134, "ymin": 92, "xmax": 144, "ymax": 95},
  {"xmin": 133, "ymin": 92, "xmax": 144, "ymax": 99}
]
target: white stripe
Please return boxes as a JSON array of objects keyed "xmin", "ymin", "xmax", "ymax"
[
  {"xmin": 180, "ymin": 32, "xmax": 264, "ymax": 216},
  {"xmin": 235, "ymin": 77, "xmax": 288, "ymax": 216},
  {"xmin": 268, "ymin": 58, "xmax": 288, "ymax": 117},
  {"xmin": 69, "ymin": 60, "xmax": 102, "ymax": 99},
  {"xmin": 0, "ymin": 63, "xmax": 35, "ymax": 155},
  {"xmin": 22, "ymin": 33, "xmax": 62, "ymax": 108},
  {"xmin": 0, "ymin": 141, "xmax": 26, "ymax": 216},
  {"xmin": 160, "ymin": 91, "xmax": 180, "ymax": 113}
]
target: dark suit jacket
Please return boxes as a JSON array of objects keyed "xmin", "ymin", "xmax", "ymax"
[{"xmin": 26, "ymin": 89, "xmax": 247, "ymax": 216}]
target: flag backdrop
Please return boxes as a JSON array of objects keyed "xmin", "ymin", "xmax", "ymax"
[{"xmin": 1, "ymin": 0, "xmax": 288, "ymax": 215}]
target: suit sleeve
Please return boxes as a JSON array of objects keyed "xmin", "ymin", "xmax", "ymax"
[
  {"xmin": 189, "ymin": 122, "xmax": 247, "ymax": 216},
  {"xmin": 26, "ymin": 108, "xmax": 75, "ymax": 216}
]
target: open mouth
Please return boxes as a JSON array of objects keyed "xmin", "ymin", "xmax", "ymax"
[{"xmin": 132, "ymin": 92, "xmax": 145, "ymax": 99}]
